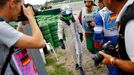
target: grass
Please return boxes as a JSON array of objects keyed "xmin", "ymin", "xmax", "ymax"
[
  {"xmin": 46, "ymin": 57, "xmax": 56, "ymax": 66},
  {"xmin": 49, "ymin": 67, "xmax": 74, "ymax": 75},
  {"xmin": 70, "ymin": 0, "xmax": 82, "ymax": 2},
  {"xmin": 57, "ymin": 51, "xmax": 65, "ymax": 56},
  {"xmin": 45, "ymin": 52, "xmax": 74, "ymax": 75},
  {"xmin": 54, "ymin": 63, "xmax": 65, "ymax": 68}
]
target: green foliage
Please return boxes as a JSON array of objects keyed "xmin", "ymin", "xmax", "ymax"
[
  {"xmin": 46, "ymin": 57, "xmax": 74, "ymax": 75},
  {"xmin": 46, "ymin": 58, "xmax": 56, "ymax": 66},
  {"xmin": 49, "ymin": 67, "xmax": 74, "ymax": 75}
]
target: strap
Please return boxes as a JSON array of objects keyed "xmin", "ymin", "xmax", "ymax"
[
  {"xmin": 10, "ymin": 64, "xmax": 19, "ymax": 75},
  {"xmin": 120, "ymin": 2, "xmax": 134, "ymax": 37},
  {"xmin": 1, "ymin": 47, "xmax": 18, "ymax": 75}
]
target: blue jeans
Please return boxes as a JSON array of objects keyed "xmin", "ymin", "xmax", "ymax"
[{"xmin": 107, "ymin": 66, "xmax": 119, "ymax": 75}]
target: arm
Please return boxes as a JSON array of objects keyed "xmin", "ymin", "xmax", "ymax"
[
  {"xmin": 58, "ymin": 20, "xmax": 64, "ymax": 40},
  {"xmin": 78, "ymin": 11, "xmax": 82, "ymax": 25},
  {"xmin": 57, "ymin": 20, "xmax": 65, "ymax": 49},
  {"xmin": 99, "ymin": 51, "xmax": 134, "ymax": 73},
  {"xmin": 115, "ymin": 59, "xmax": 134, "ymax": 73},
  {"xmin": 17, "ymin": 22, "xmax": 24, "ymax": 32},
  {"xmin": 15, "ymin": 5, "xmax": 45, "ymax": 48}
]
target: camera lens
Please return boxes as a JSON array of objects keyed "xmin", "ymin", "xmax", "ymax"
[
  {"xmin": 92, "ymin": 52, "xmax": 104, "ymax": 66},
  {"xmin": 92, "ymin": 41, "xmax": 118, "ymax": 66}
]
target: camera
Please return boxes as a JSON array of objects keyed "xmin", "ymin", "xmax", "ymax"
[
  {"xmin": 92, "ymin": 41, "xmax": 118, "ymax": 66},
  {"xmin": 18, "ymin": 4, "xmax": 39, "ymax": 21}
]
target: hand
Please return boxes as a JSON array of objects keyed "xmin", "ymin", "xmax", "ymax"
[
  {"xmin": 59, "ymin": 39, "xmax": 65, "ymax": 49},
  {"xmin": 22, "ymin": 4, "xmax": 35, "ymax": 19},
  {"xmin": 86, "ymin": 22, "xmax": 89, "ymax": 29},
  {"xmin": 99, "ymin": 51, "xmax": 114, "ymax": 65},
  {"xmin": 79, "ymin": 33, "xmax": 83, "ymax": 42},
  {"xmin": 61, "ymin": 42, "xmax": 65, "ymax": 49}
]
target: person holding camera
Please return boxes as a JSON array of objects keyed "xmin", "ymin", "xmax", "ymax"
[
  {"xmin": 93, "ymin": 0, "xmax": 119, "ymax": 75},
  {"xmin": 99, "ymin": 0, "xmax": 134, "ymax": 75},
  {"xmin": 78, "ymin": 0, "xmax": 98, "ymax": 54},
  {"xmin": 0, "ymin": 0, "xmax": 45, "ymax": 74}
]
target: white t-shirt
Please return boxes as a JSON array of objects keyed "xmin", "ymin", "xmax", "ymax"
[{"xmin": 125, "ymin": 20, "xmax": 134, "ymax": 62}]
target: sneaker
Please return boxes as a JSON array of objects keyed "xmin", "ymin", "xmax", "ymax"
[{"xmin": 79, "ymin": 67, "xmax": 85, "ymax": 75}]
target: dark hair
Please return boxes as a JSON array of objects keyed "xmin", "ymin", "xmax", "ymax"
[
  {"xmin": 98, "ymin": 0, "xmax": 103, "ymax": 3},
  {"xmin": 0, "ymin": 0, "xmax": 8, "ymax": 6},
  {"xmin": 0, "ymin": 0, "xmax": 21, "ymax": 7}
]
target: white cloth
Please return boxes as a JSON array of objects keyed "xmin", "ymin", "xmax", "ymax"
[
  {"xmin": 116, "ymin": 0, "xmax": 134, "ymax": 62},
  {"xmin": 58, "ymin": 20, "xmax": 76, "ymax": 40},
  {"xmin": 125, "ymin": 20, "xmax": 134, "ymax": 62},
  {"xmin": 58, "ymin": 17, "xmax": 83, "ymax": 65},
  {"xmin": 58, "ymin": 18, "xmax": 82, "ymax": 40}
]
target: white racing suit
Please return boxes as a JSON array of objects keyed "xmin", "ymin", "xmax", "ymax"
[{"xmin": 58, "ymin": 17, "xmax": 83, "ymax": 67}]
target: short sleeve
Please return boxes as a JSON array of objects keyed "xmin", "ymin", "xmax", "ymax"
[{"xmin": 0, "ymin": 22, "xmax": 23, "ymax": 48}]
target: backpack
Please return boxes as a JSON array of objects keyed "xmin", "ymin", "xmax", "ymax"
[{"xmin": 118, "ymin": 1, "xmax": 134, "ymax": 75}]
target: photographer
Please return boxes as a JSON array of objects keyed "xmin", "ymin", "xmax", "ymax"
[
  {"xmin": 78, "ymin": 0, "xmax": 98, "ymax": 54},
  {"xmin": 99, "ymin": 0, "xmax": 134, "ymax": 75},
  {"xmin": 0, "ymin": 0, "xmax": 45, "ymax": 74}
]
